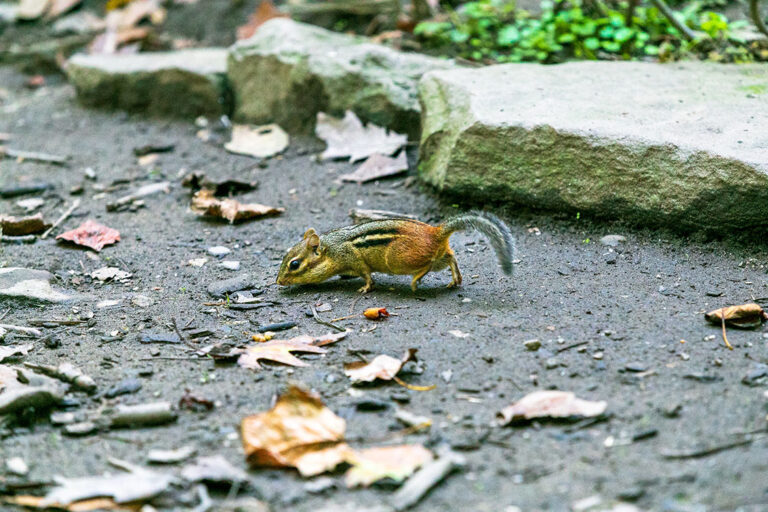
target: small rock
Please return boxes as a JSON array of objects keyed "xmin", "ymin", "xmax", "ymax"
[
  {"xmin": 441, "ymin": 370, "xmax": 453, "ymax": 383},
  {"xmin": 6, "ymin": 457, "xmax": 28, "ymax": 476},
  {"xmin": 742, "ymin": 363, "xmax": 768, "ymax": 387},
  {"xmin": 390, "ymin": 391, "xmax": 410, "ymax": 403},
  {"xmin": 624, "ymin": 362, "xmax": 646, "ymax": 373},
  {"xmin": 354, "ymin": 397, "xmax": 390, "ymax": 411},
  {"xmin": 50, "ymin": 411, "xmax": 77, "ymax": 425},
  {"xmin": 662, "ymin": 402, "xmax": 682, "ymax": 418},
  {"xmin": 207, "ymin": 274, "xmax": 259, "ymax": 298},
  {"xmin": 104, "ymin": 377, "xmax": 142, "ymax": 398},
  {"xmin": 131, "ymin": 294, "xmax": 154, "ymax": 308},
  {"xmin": 545, "ymin": 358, "xmax": 559, "ymax": 369},
  {"xmin": 64, "ymin": 421, "xmax": 98, "ymax": 437},
  {"xmin": 219, "ymin": 260, "xmax": 241, "ymax": 271},
  {"xmin": 147, "ymin": 445, "xmax": 197, "ymax": 464},
  {"xmin": 208, "ymin": 246, "xmax": 231, "ymax": 257},
  {"xmin": 304, "ymin": 476, "xmax": 337, "ymax": 494},
  {"xmin": 683, "ymin": 373, "xmax": 722, "ymax": 383},
  {"xmin": 604, "ymin": 252, "xmax": 618, "ymax": 264},
  {"xmin": 524, "ymin": 339, "xmax": 541, "ymax": 351},
  {"xmin": 188, "ymin": 258, "xmax": 208, "ymax": 267},
  {"xmin": 395, "ymin": 409, "xmax": 431, "ymax": 427},
  {"xmin": 593, "ymin": 352, "xmax": 604, "ymax": 360},
  {"xmin": 600, "ymin": 235, "xmax": 626, "ymax": 247},
  {"xmin": 0, "ymin": 267, "xmax": 73, "ymax": 303}
]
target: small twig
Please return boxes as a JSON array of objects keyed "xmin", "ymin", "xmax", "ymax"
[
  {"xmin": 0, "ymin": 323, "xmax": 43, "ymax": 337},
  {"xmin": 661, "ymin": 435, "xmax": 763, "ymax": 459},
  {"xmin": 331, "ymin": 313, "xmax": 360, "ymax": 323},
  {"xmin": 3, "ymin": 148, "xmax": 68, "ymax": 165},
  {"xmin": 556, "ymin": 341, "xmax": 589, "ymax": 353},
  {"xmin": 721, "ymin": 314, "xmax": 734, "ymax": 350},
  {"xmin": 649, "ymin": 0, "xmax": 699, "ymax": 40},
  {"xmin": 41, "ymin": 198, "xmax": 80, "ymax": 239},
  {"xmin": 0, "ymin": 308, "xmax": 10, "ymax": 322},
  {"xmin": 750, "ymin": 0, "xmax": 768, "ymax": 38},
  {"xmin": 312, "ymin": 307, "xmax": 345, "ymax": 332},
  {"xmin": 349, "ymin": 293, "xmax": 365, "ymax": 314}
]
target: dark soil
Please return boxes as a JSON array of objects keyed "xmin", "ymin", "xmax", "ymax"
[{"xmin": 1, "ymin": 65, "xmax": 767, "ymax": 511}]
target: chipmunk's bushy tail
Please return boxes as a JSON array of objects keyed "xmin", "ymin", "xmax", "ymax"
[{"xmin": 439, "ymin": 211, "xmax": 515, "ymax": 275}]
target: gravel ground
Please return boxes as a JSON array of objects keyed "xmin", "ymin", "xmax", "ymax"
[{"xmin": 1, "ymin": 67, "xmax": 767, "ymax": 512}]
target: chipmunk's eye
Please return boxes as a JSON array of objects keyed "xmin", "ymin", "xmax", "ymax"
[{"xmin": 289, "ymin": 259, "xmax": 301, "ymax": 271}]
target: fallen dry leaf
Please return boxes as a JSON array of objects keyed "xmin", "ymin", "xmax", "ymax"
[
  {"xmin": 237, "ymin": 0, "xmax": 289, "ymax": 40},
  {"xmin": 181, "ymin": 171, "xmax": 258, "ymax": 196},
  {"xmin": 340, "ymin": 152, "xmax": 409, "ymax": 183},
  {"xmin": 16, "ymin": 0, "xmax": 51, "ymax": 20},
  {"xmin": 56, "ymin": 220, "xmax": 120, "ymax": 252},
  {"xmin": 0, "ymin": 213, "xmax": 51, "ymax": 236},
  {"xmin": 46, "ymin": 0, "xmax": 82, "ymax": 19},
  {"xmin": 705, "ymin": 303, "xmax": 768, "ymax": 329},
  {"xmin": 363, "ymin": 307, "xmax": 389, "ymax": 320},
  {"xmin": 91, "ymin": 267, "xmax": 132, "ymax": 282},
  {"xmin": 241, "ymin": 385, "xmax": 351, "ymax": 476},
  {"xmin": 316, "ymin": 111, "xmax": 407, "ymax": 162},
  {"xmin": 286, "ymin": 330, "xmax": 350, "ymax": 347},
  {"xmin": 191, "ymin": 189, "xmax": 283, "ymax": 224},
  {"xmin": 238, "ymin": 340, "xmax": 326, "ymax": 370},
  {"xmin": 0, "ymin": 344, "xmax": 33, "ymax": 363},
  {"xmin": 345, "ymin": 348, "xmax": 416, "ymax": 384},
  {"xmin": 225, "ymin": 124, "xmax": 289, "ymax": 159},
  {"xmin": 345, "ymin": 444, "xmax": 433, "ymax": 487},
  {"xmin": 497, "ymin": 390, "xmax": 607, "ymax": 426}
]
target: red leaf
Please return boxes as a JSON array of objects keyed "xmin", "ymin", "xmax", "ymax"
[{"xmin": 56, "ymin": 220, "xmax": 120, "ymax": 252}]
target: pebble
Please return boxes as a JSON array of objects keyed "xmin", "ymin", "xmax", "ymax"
[
  {"xmin": 604, "ymin": 252, "xmax": 618, "ymax": 264},
  {"xmin": 207, "ymin": 274, "xmax": 259, "ymax": 298},
  {"xmin": 315, "ymin": 302, "xmax": 332, "ymax": 313},
  {"xmin": 6, "ymin": 457, "xmax": 28, "ymax": 476},
  {"xmin": 131, "ymin": 294, "xmax": 154, "ymax": 307},
  {"xmin": 147, "ymin": 445, "xmax": 196, "ymax": 464},
  {"xmin": 593, "ymin": 352, "xmax": 604, "ymax": 360},
  {"xmin": 600, "ymin": 235, "xmax": 626, "ymax": 247},
  {"xmin": 50, "ymin": 411, "xmax": 76, "ymax": 425},
  {"xmin": 624, "ymin": 362, "xmax": 646, "ymax": 372},
  {"xmin": 390, "ymin": 391, "xmax": 410, "ymax": 403},
  {"xmin": 524, "ymin": 339, "xmax": 541, "ymax": 351},
  {"xmin": 104, "ymin": 377, "xmax": 143, "ymax": 398},
  {"xmin": 219, "ymin": 260, "xmax": 241, "ymax": 271},
  {"xmin": 742, "ymin": 363, "xmax": 768, "ymax": 387},
  {"xmin": 64, "ymin": 421, "xmax": 98, "ymax": 437},
  {"xmin": 304, "ymin": 477, "xmax": 337, "ymax": 494},
  {"xmin": 207, "ymin": 246, "xmax": 231, "ymax": 257},
  {"xmin": 441, "ymin": 370, "xmax": 453, "ymax": 383},
  {"xmin": 545, "ymin": 358, "xmax": 559, "ymax": 369}
]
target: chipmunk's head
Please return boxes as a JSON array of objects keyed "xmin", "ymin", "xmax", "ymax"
[{"xmin": 276, "ymin": 228, "xmax": 334, "ymax": 286}]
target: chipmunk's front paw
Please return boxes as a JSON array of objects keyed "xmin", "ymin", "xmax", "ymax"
[
  {"xmin": 447, "ymin": 280, "xmax": 461, "ymax": 289},
  {"xmin": 358, "ymin": 284, "xmax": 373, "ymax": 293}
]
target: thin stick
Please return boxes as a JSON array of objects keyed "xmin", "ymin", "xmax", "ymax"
[
  {"xmin": 661, "ymin": 435, "xmax": 762, "ymax": 459},
  {"xmin": 750, "ymin": 0, "xmax": 768, "ymax": 38},
  {"xmin": 4, "ymin": 148, "xmax": 68, "ymax": 165},
  {"xmin": 649, "ymin": 0, "xmax": 699, "ymax": 40},
  {"xmin": 41, "ymin": 198, "xmax": 80, "ymax": 239},
  {"xmin": 721, "ymin": 314, "xmax": 734, "ymax": 350},
  {"xmin": 557, "ymin": 341, "xmax": 589, "ymax": 353},
  {"xmin": 331, "ymin": 313, "xmax": 360, "ymax": 323},
  {"xmin": 0, "ymin": 308, "xmax": 10, "ymax": 321},
  {"xmin": 0, "ymin": 323, "xmax": 42, "ymax": 336},
  {"xmin": 312, "ymin": 307, "xmax": 345, "ymax": 332}
]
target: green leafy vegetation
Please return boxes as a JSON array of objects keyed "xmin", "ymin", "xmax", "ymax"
[{"xmin": 414, "ymin": 0, "xmax": 766, "ymax": 63}]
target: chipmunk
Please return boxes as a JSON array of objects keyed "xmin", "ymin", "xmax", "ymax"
[{"xmin": 276, "ymin": 211, "xmax": 515, "ymax": 293}]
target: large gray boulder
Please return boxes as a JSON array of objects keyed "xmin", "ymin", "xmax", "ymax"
[
  {"xmin": 228, "ymin": 18, "xmax": 454, "ymax": 138},
  {"xmin": 418, "ymin": 61, "xmax": 768, "ymax": 230},
  {"xmin": 66, "ymin": 48, "xmax": 230, "ymax": 118}
]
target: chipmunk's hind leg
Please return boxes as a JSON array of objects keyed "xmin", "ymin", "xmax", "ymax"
[
  {"xmin": 410, "ymin": 266, "xmax": 432, "ymax": 292},
  {"xmin": 446, "ymin": 253, "xmax": 462, "ymax": 288}
]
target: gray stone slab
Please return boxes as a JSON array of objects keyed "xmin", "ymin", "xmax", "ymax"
[
  {"xmin": 66, "ymin": 48, "xmax": 230, "ymax": 118},
  {"xmin": 228, "ymin": 18, "xmax": 455, "ymax": 138},
  {"xmin": 0, "ymin": 267, "xmax": 72, "ymax": 303},
  {"xmin": 418, "ymin": 61, "xmax": 768, "ymax": 230}
]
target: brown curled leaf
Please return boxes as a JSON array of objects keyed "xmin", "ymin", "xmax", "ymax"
[
  {"xmin": 705, "ymin": 303, "xmax": 768, "ymax": 329},
  {"xmin": 344, "ymin": 348, "xmax": 416, "ymax": 384},
  {"xmin": 190, "ymin": 189, "xmax": 283, "ymax": 224},
  {"xmin": 237, "ymin": 340, "xmax": 326, "ymax": 370},
  {"xmin": 241, "ymin": 385, "xmax": 351, "ymax": 476},
  {"xmin": 56, "ymin": 220, "xmax": 120, "ymax": 252}
]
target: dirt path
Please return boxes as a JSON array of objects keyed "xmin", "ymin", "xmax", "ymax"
[{"xmin": 1, "ymin": 67, "xmax": 766, "ymax": 511}]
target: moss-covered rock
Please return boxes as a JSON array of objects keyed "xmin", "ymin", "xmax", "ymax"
[
  {"xmin": 227, "ymin": 18, "xmax": 455, "ymax": 138},
  {"xmin": 66, "ymin": 48, "xmax": 230, "ymax": 118},
  {"xmin": 418, "ymin": 61, "xmax": 768, "ymax": 230}
]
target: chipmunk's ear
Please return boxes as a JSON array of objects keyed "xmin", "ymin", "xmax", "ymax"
[
  {"xmin": 307, "ymin": 232, "xmax": 320, "ymax": 251},
  {"xmin": 302, "ymin": 228, "xmax": 317, "ymax": 240}
]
